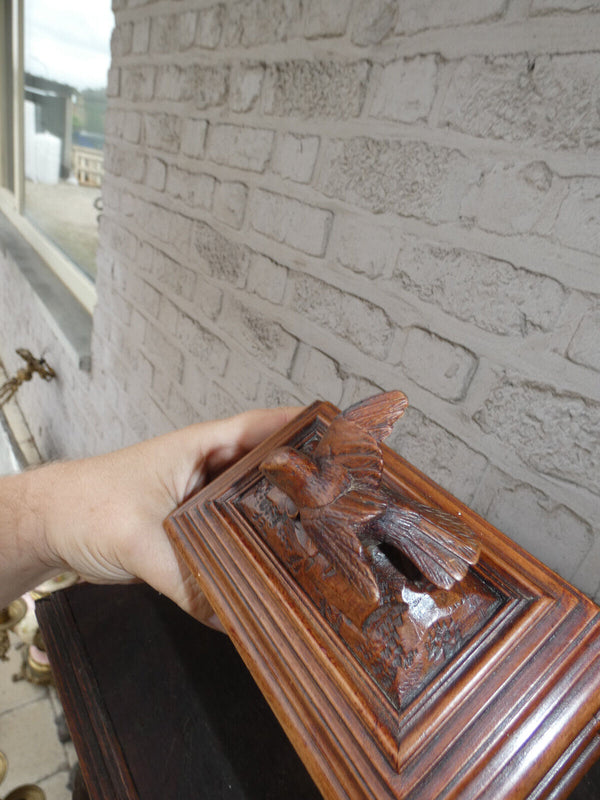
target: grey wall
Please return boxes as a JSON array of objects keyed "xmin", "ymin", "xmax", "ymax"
[{"xmin": 1, "ymin": 0, "xmax": 599, "ymax": 599}]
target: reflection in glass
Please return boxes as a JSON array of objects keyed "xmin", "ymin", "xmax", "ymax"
[{"xmin": 24, "ymin": 0, "xmax": 112, "ymax": 280}]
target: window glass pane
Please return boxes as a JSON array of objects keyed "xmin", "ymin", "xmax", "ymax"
[{"xmin": 24, "ymin": 0, "xmax": 112, "ymax": 280}]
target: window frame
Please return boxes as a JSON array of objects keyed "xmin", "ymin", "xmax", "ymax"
[{"xmin": 0, "ymin": 0, "xmax": 97, "ymax": 315}]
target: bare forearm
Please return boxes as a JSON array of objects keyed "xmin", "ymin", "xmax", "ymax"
[{"xmin": 0, "ymin": 466, "xmax": 64, "ymax": 606}]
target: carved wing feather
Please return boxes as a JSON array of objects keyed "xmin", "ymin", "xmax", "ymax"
[
  {"xmin": 314, "ymin": 417, "xmax": 383, "ymax": 490},
  {"xmin": 342, "ymin": 390, "xmax": 408, "ymax": 442},
  {"xmin": 301, "ymin": 502, "xmax": 381, "ymax": 605},
  {"xmin": 378, "ymin": 504, "xmax": 480, "ymax": 590}
]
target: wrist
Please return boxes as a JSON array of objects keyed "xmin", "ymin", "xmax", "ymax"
[{"xmin": 0, "ymin": 465, "xmax": 69, "ymax": 605}]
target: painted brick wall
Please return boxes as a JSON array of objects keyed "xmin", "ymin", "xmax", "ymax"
[{"xmin": 1, "ymin": 0, "xmax": 599, "ymax": 600}]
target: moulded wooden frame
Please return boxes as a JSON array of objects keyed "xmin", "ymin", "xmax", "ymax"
[{"xmin": 165, "ymin": 400, "xmax": 600, "ymax": 800}]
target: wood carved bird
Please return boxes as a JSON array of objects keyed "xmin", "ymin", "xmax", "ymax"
[{"xmin": 259, "ymin": 391, "xmax": 480, "ymax": 604}]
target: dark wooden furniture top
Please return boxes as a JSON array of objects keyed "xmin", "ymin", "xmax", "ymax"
[
  {"xmin": 165, "ymin": 395, "xmax": 600, "ymax": 800},
  {"xmin": 36, "ymin": 582, "xmax": 320, "ymax": 800}
]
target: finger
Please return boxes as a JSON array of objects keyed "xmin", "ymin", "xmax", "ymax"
[{"xmin": 193, "ymin": 405, "xmax": 303, "ymax": 478}]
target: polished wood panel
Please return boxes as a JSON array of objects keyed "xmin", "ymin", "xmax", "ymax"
[{"xmin": 166, "ymin": 397, "xmax": 600, "ymax": 800}]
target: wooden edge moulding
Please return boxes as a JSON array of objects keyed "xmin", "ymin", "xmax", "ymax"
[{"xmin": 164, "ymin": 392, "xmax": 600, "ymax": 800}]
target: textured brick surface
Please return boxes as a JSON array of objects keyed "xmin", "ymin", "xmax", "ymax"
[
  {"xmin": 2, "ymin": 0, "xmax": 599, "ymax": 603},
  {"xmin": 318, "ymin": 137, "xmax": 479, "ymax": 223},
  {"xmin": 393, "ymin": 240, "xmax": 566, "ymax": 336},
  {"xmin": 441, "ymin": 54, "xmax": 600, "ymax": 151},
  {"xmin": 264, "ymin": 60, "xmax": 370, "ymax": 118},
  {"xmin": 250, "ymin": 189, "xmax": 333, "ymax": 256},
  {"xmin": 474, "ymin": 378, "xmax": 600, "ymax": 495}
]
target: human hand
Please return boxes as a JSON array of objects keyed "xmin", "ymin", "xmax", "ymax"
[{"xmin": 13, "ymin": 407, "xmax": 299, "ymax": 626}]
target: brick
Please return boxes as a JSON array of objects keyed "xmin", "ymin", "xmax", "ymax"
[
  {"xmin": 351, "ymin": 0, "xmax": 398, "ymax": 45},
  {"xmin": 193, "ymin": 65, "xmax": 229, "ymax": 109},
  {"xmin": 225, "ymin": 0, "xmax": 303, "ymax": 47},
  {"xmin": 299, "ymin": 348, "xmax": 344, "ymax": 403},
  {"xmin": 104, "ymin": 144, "xmax": 146, "ymax": 183},
  {"xmin": 152, "ymin": 367, "xmax": 171, "ymax": 406},
  {"xmin": 106, "ymin": 67, "xmax": 120, "ymax": 98},
  {"xmin": 250, "ymin": 189, "xmax": 332, "ymax": 256},
  {"xmin": 394, "ymin": 0, "xmax": 506, "ymax": 34},
  {"xmin": 178, "ymin": 11, "xmax": 199, "ymax": 50},
  {"xmin": 222, "ymin": 296, "xmax": 298, "ymax": 375},
  {"xmin": 393, "ymin": 239, "xmax": 566, "ymax": 336},
  {"xmin": 150, "ymin": 14, "xmax": 195, "ymax": 53},
  {"xmin": 181, "ymin": 359, "xmax": 209, "ymax": 407},
  {"xmin": 440, "ymin": 55, "xmax": 600, "ymax": 151},
  {"xmin": 206, "ymin": 123, "xmax": 274, "ymax": 172},
  {"xmin": 135, "ymin": 201, "xmax": 171, "ymax": 243},
  {"xmin": 400, "ymin": 328, "xmax": 477, "ymax": 401},
  {"xmin": 121, "ymin": 67, "xmax": 155, "ymax": 102},
  {"xmin": 144, "ymin": 113, "xmax": 182, "ymax": 153},
  {"xmin": 181, "ymin": 118, "xmax": 208, "ymax": 158},
  {"xmin": 104, "ymin": 109, "xmax": 124, "ymax": 139},
  {"xmin": 177, "ymin": 312, "xmax": 229, "ymax": 375},
  {"xmin": 132, "ymin": 19, "xmax": 151, "ymax": 54},
  {"xmin": 224, "ymin": 350, "xmax": 261, "ymax": 401},
  {"xmin": 129, "ymin": 277, "xmax": 160, "ymax": 319},
  {"xmin": 123, "ymin": 112, "xmax": 142, "ymax": 143},
  {"xmin": 290, "ymin": 273, "xmax": 394, "ymax": 359},
  {"xmin": 129, "ymin": 309, "xmax": 147, "ymax": 345},
  {"xmin": 166, "ymin": 166, "xmax": 215, "ymax": 209},
  {"xmin": 370, "ymin": 56, "xmax": 437, "ymax": 123},
  {"xmin": 229, "ymin": 63, "xmax": 265, "ymax": 112},
  {"xmin": 318, "ymin": 137, "xmax": 479, "ymax": 224},
  {"xmin": 155, "ymin": 65, "xmax": 197, "ymax": 102},
  {"xmin": 554, "ymin": 178, "xmax": 600, "ymax": 256},
  {"xmin": 144, "ymin": 323, "xmax": 183, "ymax": 381},
  {"xmin": 192, "ymin": 220, "xmax": 251, "ymax": 284},
  {"xmin": 149, "ymin": 14, "xmax": 177, "ymax": 53},
  {"xmin": 151, "ymin": 249, "xmax": 197, "ymax": 301},
  {"xmin": 146, "ymin": 157, "xmax": 167, "ymax": 191},
  {"xmin": 259, "ymin": 380, "xmax": 304, "ymax": 407},
  {"xmin": 111, "ymin": 22, "xmax": 133, "ymax": 57},
  {"xmin": 483, "ymin": 478, "xmax": 593, "ymax": 581},
  {"xmin": 213, "ymin": 181, "xmax": 248, "ymax": 229},
  {"xmin": 264, "ymin": 60, "xmax": 370, "ymax": 118},
  {"xmin": 331, "ymin": 216, "xmax": 398, "ymax": 278},
  {"xmin": 157, "ymin": 295, "xmax": 180, "ymax": 332},
  {"xmin": 460, "ymin": 161, "xmax": 564, "ymax": 236},
  {"xmin": 195, "ymin": 5, "xmax": 224, "ymax": 48},
  {"xmin": 204, "ymin": 383, "xmax": 244, "ymax": 420},
  {"xmin": 102, "ymin": 218, "xmax": 137, "ymax": 262},
  {"xmin": 567, "ymin": 309, "xmax": 600, "ymax": 372},
  {"xmin": 304, "ymin": 0, "xmax": 352, "ymax": 38},
  {"xmin": 474, "ymin": 377, "xmax": 600, "ymax": 496},
  {"xmin": 387, "ymin": 406, "xmax": 487, "ymax": 502},
  {"xmin": 192, "ymin": 280, "xmax": 223, "ymax": 322},
  {"xmin": 167, "ymin": 385, "xmax": 200, "ymax": 428},
  {"xmin": 247, "ymin": 254, "xmax": 288, "ymax": 304},
  {"xmin": 271, "ymin": 133, "xmax": 319, "ymax": 184}
]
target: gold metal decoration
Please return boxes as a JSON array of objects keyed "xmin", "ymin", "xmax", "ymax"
[
  {"xmin": 0, "ymin": 599, "xmax": 27, "ymax": 660},
  {"xmin": 0, "ymin": 751, "xmax": 7, "ymax": 786},
  {"xmin": 4, "ymin": 786, "xmax": 46, "ymax": 800},
  {"xmin": 0, "ymin": 349, "xmax": 55, "ymax": 407}
]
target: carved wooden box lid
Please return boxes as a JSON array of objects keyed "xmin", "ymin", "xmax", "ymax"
[{"xmin": 165, "ymin": 395, "xmax": 600, "ymax": 800}]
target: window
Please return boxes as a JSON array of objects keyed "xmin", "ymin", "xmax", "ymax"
[{"xmin": 0, "ymin": 0, "xmax": 112, "ymax": 313}]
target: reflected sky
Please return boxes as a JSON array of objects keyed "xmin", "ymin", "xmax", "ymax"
[{"xmin": 25, "ymin": 0, "xmax": 113, "ymax": 90}]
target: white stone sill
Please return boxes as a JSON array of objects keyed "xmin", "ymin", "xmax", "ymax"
[{"xmin": 0, "ymin": 210, "xmax": 93, "ymax": 373}]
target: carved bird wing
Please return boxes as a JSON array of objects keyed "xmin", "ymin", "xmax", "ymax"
[
  {"xmin": 300, "ymin": 499, "xmax": 382, "ymax": 606},
  {"xmin": 342, "ymin": 390, "xmax": 409, "ymax": 442},
  {"xmin": 376, "ymin": 502, "xmax": 480, "ymax": 590},
  {"xmin": 312, "ymin": 390, "xmax": 408, "ymax": 492}
]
